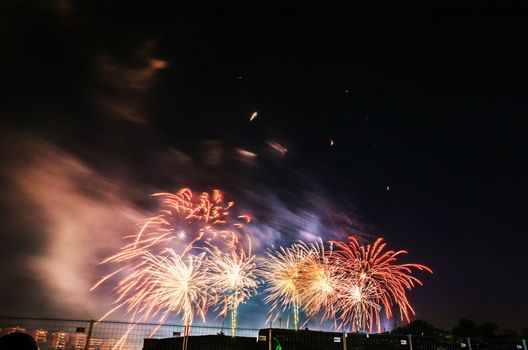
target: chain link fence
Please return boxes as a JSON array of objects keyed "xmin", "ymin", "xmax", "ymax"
[
  {"xmin": 254, "ymin": 329, "xmax": 528, "ymax": 350},
  {"xmin": 1, "ymin": 317, "xmax": 526, "ymax": 350},
  {"xmin": 0, "ymin": 316, "xmax": 258, "ymax": 350}
]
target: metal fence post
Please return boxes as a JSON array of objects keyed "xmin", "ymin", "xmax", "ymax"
[
  {"xmin": 83, "ymin": 320, "xmax": 94, "ymax": 350},
  {"xmin": 467, "ymin": 337, "xmax": 472, "ymax": 350},
  {"xmin": 522, "ymin": 339, "xmax": 527, "ymax": 350},
  {"xmin": 268, "ymin": 327, "xmax": 272, "ymax": 350},
  {"xmin": 408, "ymin": 334, "xmax": 413, "ymax": 350},
  {"xmin": 182, "ymin": 325, "xmax": 190, "ymax": 350}
]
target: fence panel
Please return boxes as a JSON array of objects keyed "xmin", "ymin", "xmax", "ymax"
[
  {"xmin": 1, "ymin": 317, "xmax": 526, "ymax": 350},
  {"xmin": 346, "ymin": 333, "xmax": 410, "ymax": 350},
  {"xmin": 472, "ymin": 338, "xmax": 525, "ymax": 350},
  {"xmin": 0, "ymin": 317, "xmax": 260, "ymax": 350}
]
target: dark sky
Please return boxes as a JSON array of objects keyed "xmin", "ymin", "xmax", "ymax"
[{"xmin": 1, "ymin": 2, "xmax": 527, "ymax": 331}]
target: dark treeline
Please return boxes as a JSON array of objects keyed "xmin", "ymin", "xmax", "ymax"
[{"xmin": 391, "ymin": 319, "xmax": 528, "ymax": 339}]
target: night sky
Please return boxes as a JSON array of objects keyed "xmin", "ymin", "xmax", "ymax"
[{"xmin": 1, "ymin": 2, "xmax": 527, "ymax": 331}]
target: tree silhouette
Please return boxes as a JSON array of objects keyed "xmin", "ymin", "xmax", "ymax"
[
  {"xmin": 478, "ymin": 322, "xmax": 498, "ymax": 338},
  {"xmin": 392, "ymin": 320, "xmax": 439, "ymax": 336},
  {"xmin": 521, "ymin": 328, "xmax": 528, "ymax": 338},
  {"xmin": 452, "ymin": 318, "xmax": 478, "ymax": 338}
]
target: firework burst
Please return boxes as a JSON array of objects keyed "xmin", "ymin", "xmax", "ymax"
[
  {"xmin": 297, "ymin": 241, "xmax": 339, "ymax": 321},
  {"xmin": 146, "ymin": 188, "xmax": 251, "ymax": 249},
  {"xmin": 93, "ymin": 248, "xmax": 214, "ymax": 350},
  {"xmin": 101, "ymin": 188, "xmax": 249, "ymax": 267},
  {"xmin": 261, "ymin": 242, "xmax": 313, "ymax": 330},
  {"xmin": 100, "ymin": 249, "xmax": 212, "ymax": 326},
  {"xmin": 330, "ymin": 236, "xmax": 432, "ymax": 333},
  {"xmin": 204, "ymin": 240, "xmax": 259, "ymax": 336}
]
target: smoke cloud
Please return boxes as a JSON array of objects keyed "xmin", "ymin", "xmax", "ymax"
[{"xmin": 0, "ymin": 128, "xmax": 366, "ymax": 324}]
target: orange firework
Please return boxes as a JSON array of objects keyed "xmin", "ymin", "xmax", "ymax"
[
  {"xmin": 330, "ymin": 236, "xmax": 432, "ymax": 333},
  {"xmin": 100, "ymin": 188, "xmax": 249, "ymax": 267},
  {"xmin": 147, "ymin": 188, "xmax": 243, "ymax": 250}
]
